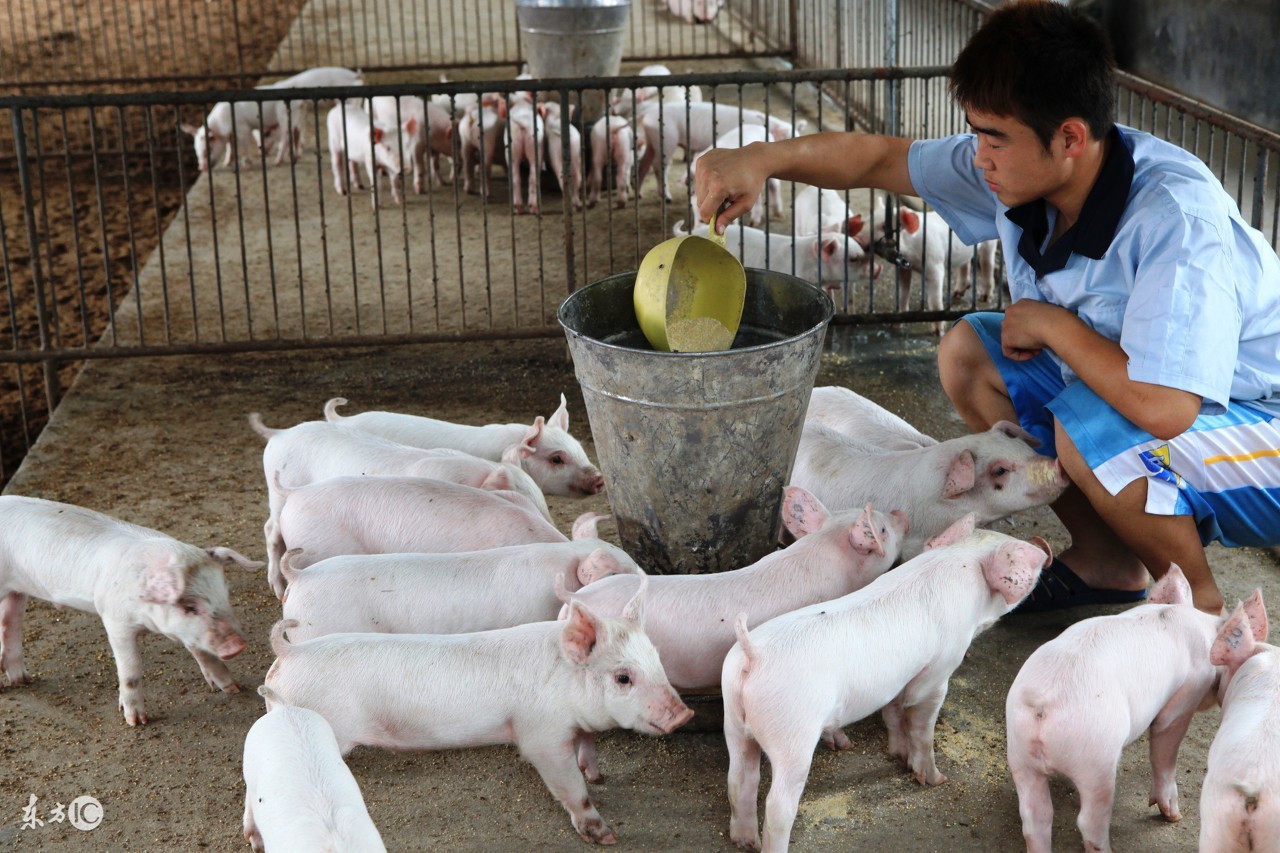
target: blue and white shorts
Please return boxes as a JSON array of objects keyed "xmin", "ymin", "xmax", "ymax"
[{"xmin": 962, "ymin": 312, "xmax": 1280, "ymax": 548}]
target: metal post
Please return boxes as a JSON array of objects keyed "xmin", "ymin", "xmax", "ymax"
[{"xmin": 9, "ymin": 108, "xmax": 62, "ymax": 413}]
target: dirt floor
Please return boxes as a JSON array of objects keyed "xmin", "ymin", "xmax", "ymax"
[{"xmin": 2, "ymin": 328, "xmax": 1278, "ymax": 852}]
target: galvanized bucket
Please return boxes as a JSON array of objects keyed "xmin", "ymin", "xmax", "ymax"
[
  {"xmin": 559, "ymin": 269, "xmax": 834, "ymax": 575},
  {"xmin": 516, "ymin": 0, "xmax": 631, "ymax": 79}
]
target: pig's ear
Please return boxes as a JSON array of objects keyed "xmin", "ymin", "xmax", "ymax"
[
  {"xmin": 480, "ymin": 467, "xmax": 513, "ymax": 492},
  {"xmin": 571, "ymin": 511, "xmax": 608, "ymax": 540},
  {"xmin": 620, "ymin": 574, "xmax": 649, "ymax": 624},
  {"xmin": 205, "ymin": 546, "xmax": 264, "ymax": 571},
  {"xmin": 984, "ymin": 540, "xmax": 1049, "ymax": 605},
  {"xmin": 403, "ymin": 116, "xmax": 418, "ymax": 137},
  {"xmin": 924, "ymin": 513, "xmax": 976, "ymax": 550},
  {"xmin": 519, "ymin": 418, "xmax": 546, "ymax": 457},
  {"xmin": 1210, "ymin": 603, "xmax": 1257, "ymax": 671},
  {"xmin": 992, "ymin": 419, "xmax": 1040, "ymax": 448},
  {"xmin": 1028, "ymin": 536, "xmax": 1053, "ymax": 562},
  {"xmin": 943, "ymin": 450, "xmax": 976, "ymax": 498},
  {"xmin": 780, "ymin": 485, "xmax": 829, "ymax": 538},
  {"xmin": 141, "ymin": 554, "xmax": 186, "ymax": 604},
  {"xmin": 577, "ymin": 548, "xmax": 622, "ymax": 586},
  {"xmin": 1243, "ymin": 588, "xmax": 1268, "ymax": 641},
  {"xmin": 500, "ymin": 445, "xmax": 522, "ymax": 465},
  {"xmin": 901, "ymin": 208, "xmax": 920, "ymax": 234},
  {"xmin": 371, "ymin": 126, "xmax": 384, "ymax": 144},
  {"xmin": 819, "ymin": 235, "xmax": 840, "ymax": 260},
  {"xmin": 549, "ymin": 393, "xmax": 570, "ymax": 431},
  {"xmin": 180, "ymin": 123, "xmax": 199, "ymax": 137},
  {"xmin": 1148, "ymin": 564, "xmax": 1192, "ymax": 606},
  {"xmin": 846, "ymin": 215, "xmax": 864, "ymax": 238},
  {"xmin": 560, "ymin": 601, "xmax": 603, "ymax": 664},
  {"xmin": 851, "ymin": 504, "xmax": 885, "ymax": 556}
]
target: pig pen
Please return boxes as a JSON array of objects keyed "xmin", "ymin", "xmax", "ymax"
[{"xmin": 3, "ymin": 331, "xmax": 1279, "ymax": 851}]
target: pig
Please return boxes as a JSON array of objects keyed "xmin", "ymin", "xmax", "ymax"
[
  {"xmin": 1006, "ymin": 566, "xmax": 1265, "ymax": 853},
  {"xmin": 428, "ymin": 76, "xmax": 478, "ymax": 117},
  {"xmin": 791, "ymin": 186, "xmax": 866, "ymax": 238},
  {"xmin": 0, "ymin": 495, "xmax": 261, "ymax": 725},
  {"xmin": 505, "ymin": 98, "xmax": 545, "ymax": 215},
  {"xmin": 722, "ymin": 515, "xmax": 1050, "ymax": 853},
  {"xmin": 182, "ymin": 99, "xmax": 289, "ymax": 172},
  {"xmin": 257, "ymin": 66, "xmax": 365, "ymax": 163},
  {"xmin": 672, "ymin": 219, "xmax": 870, "ymax": 297},
  {"xmin": 1201, "ymin": 596, "xmax": 1279, "ymax": 853},
  {"xmin": 263, "ymin": 577, "xmax": 694, "ymax": 844},
  {"xmin": 365, "ymin": 95, "xmax": 429, "ymax": 195},
  {"xmin": 268, "ymin": 474, "xmax": 573, "ymax": 573},
  {"xmin": 278, "ymin": 527, "xmax": 643, "ymax": 641},
  {"xmin": 562, "ymin": 488, "xmax": 906, "ymax": 784},
  {"xmin": 247, "ymin": 413, "xmax": 550, "ymax": 598},
  {"xmin": 790, "ymin": 419, "xmax": 1068, "ymax": 560},
  {"xmin": 666, "ymin": 0, "xmax": 724, "ymax": 25},
  {"xmin": 689, "ymin": 125, "xmax": 781, "ymax": 228},
  {"xmin": 609, "ymin": 64, "xmax": 702, "ymax": 116},
  {"xmin": 804, "ymin": 385, "xmax": 938, "ymax": 451},
  {"xmin": 325, "ymin": 102, "xmax": 409, "ymax": 208},
  {"xmin": 877, "ymin": 204, "xmax": 999, "ymax": 333},
  {"xmin": 458, "ymin": 94, "xmax": 507, "ymax": 198},
  {"xmin": 637, "ymin": 103, "xmax": 775, "ymax": 202},
  {"xmin": 587, "ymin": 115, "xmax": 638, "ymax": 208},
  {"xmin": 322, "ymin": 394, "xmax": 605, "ymax": 497},
  {"xmin": 243, "ymin": 689, "xmax": 387, "ymax": 852},
  {"xmin": 539, "ymin": 101, "xmax": 583, "ymax": 211}
]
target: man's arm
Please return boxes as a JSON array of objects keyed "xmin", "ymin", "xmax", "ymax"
[
  {"xmin": 1001, "ymin": 299, "xmax": 1202, "ymax": 439},
  {"xmin": 694, "ymin": 133, "xmax": 917, "ymax": 230}
]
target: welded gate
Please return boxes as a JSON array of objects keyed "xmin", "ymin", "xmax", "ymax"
[{"xmin": 1, "ymin": 0, "xmax": 1279, "ymax": 483}]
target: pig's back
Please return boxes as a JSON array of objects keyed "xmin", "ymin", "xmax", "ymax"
[{"xmin": 338, "ymin": 411, "xmax": 520, "ymax": 459}]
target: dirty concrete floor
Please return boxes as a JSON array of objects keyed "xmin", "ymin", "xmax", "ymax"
[{"xmin": 3, "ymin": 324, "xmax": 1277, "ymax": 851}]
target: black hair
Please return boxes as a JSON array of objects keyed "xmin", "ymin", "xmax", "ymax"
[{"xmin": 950, "ymin": 0, "xmax": 1116, "ymax": 149}]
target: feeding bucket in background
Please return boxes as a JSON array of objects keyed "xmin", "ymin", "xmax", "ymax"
[
  {"xmin": 516, "ymin": 0, "xmax": 631, "ymax": 124},
  {"xmin": 559, "ymin": 269, "xmax": 834, "ymax": 575}
]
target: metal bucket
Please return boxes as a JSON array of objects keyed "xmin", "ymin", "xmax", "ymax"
[
  {"xmin": 516, "ymin": 0, "xmax": 631, "ymax": 79},
  {"xmin": 559, "ymin": 269, "xmax": 833, "ymax": 575}
]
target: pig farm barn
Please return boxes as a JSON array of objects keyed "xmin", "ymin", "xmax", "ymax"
[{"xmin": 3, "ymin": 0, "xmax": 1280, "ymax": 850}]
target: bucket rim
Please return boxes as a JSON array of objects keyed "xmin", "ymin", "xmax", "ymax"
[{"xmin": 557, "ymin": 268, "xmax": 835, "ymax": 358}]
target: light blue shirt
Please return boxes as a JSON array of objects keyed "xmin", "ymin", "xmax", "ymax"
[{"xmin": 907, "ymin": 125, "xmax": 1280, "ymax": 418}]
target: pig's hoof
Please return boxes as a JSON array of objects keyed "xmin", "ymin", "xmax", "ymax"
[
  {"xmin": 222, "ymin": 681, "xmax": 242, "ymax": 694},
  {"xmin": 731, "ymin": 835, "xmax": 761, "ymax": 852},
  {"xmin": 916, "ymin": 768, "xmax": 947, "ymax": 786},
  {"xmin": 577, "ymin": 820, "xmax": 617, "ymax": 845},
  {"xmin": 5, "ymin": 669, "xmax": 33, "ymax": 686}
]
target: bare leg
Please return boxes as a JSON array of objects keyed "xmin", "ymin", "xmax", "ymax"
[
  {"xmin": 1147, "ymin": 708, "xmax": 1197, "ymax": 822},
  {"xmin": 188, "ymin": 646, "xmax": 241, "ymax": 693},
  {"xmin": 1, "ymin": 592, "xmax": 31, "ymax": 684},
  {"xmin": 522, "ymin": 734, "xmax": 616, "ymax": 844},
  {"xmin": 1055, "ymin": 424, "xmax": 1222, "ymax": 613},
  {"xmin": 725, "ymin": 718, "xmax": 764, "ymax": 851},
  {"xmin": 104, "ymin": 621, "xmax": 148, "ymax": 725},
  {"xmin": 938, "ymin": 321, "xmax": 1149, "ymax": 595}
]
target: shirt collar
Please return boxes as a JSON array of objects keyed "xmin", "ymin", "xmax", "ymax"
[{"xmin": 1005, "ymin": 125, "xmax": 1134, "ymax": 275}]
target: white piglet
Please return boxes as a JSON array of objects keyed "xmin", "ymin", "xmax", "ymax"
[
  {"xmin": 587, "ymin": 115, "xmax": 638, "ymax": 208},
  {"xmin": 1006, "ymin": 566, "xmax": 1265, "ymax": 853},
  {"xmin": 805, "ymin": 385, "xmax": 937, "ymax": 451},
  {"xmin": 722, "ymin": 515, "xmax": 1050, "ymax": 853},
  {"xmin": 539, "ymin": 101, "xmax": 583, "ymax": 211},
  {"xmin": 182, "ymin": 99, "xmax": 288, "ymax": 172},
  {"xmin": 323, "ymin": 394, "xmax": 605, "ymax": 497},
  {"xmin": 366, "ymin": 95, "xmax": 429, "ymax": 195},
  {"xmin": 279, "ymin": 521, "xmax": 642, "ymax": 641},
  {"xmin": 791, "ymin": 419, "xmax": 1067, "ymax": 559},
  {"xmin": 263, "ymin": 578, "xmax": 693, "ymax": 844},
  {"xmin": 0, "ymin": 495, "xmax": 261, "ymax": 726},
  {"xmin": 326, "ymin": 102, "xmax": 408, "ymax": 207},
  {"xmin": 458, "ymin": 94, "xmax": 506, "ymax": 198},
  {"xmin": 243, "ymin": 690, "xmax": 387, "ymax": 852},
  {"xmin": 269, "ymin": 475, "xmax": 573, "ymax": 571},
  {"xmin": 257, "ymin": 66, "xmax": 364, "ymax": 163},
  {"xmin": 505, "ymin": 98, "xmax": 545, "ymax": 215},
  {"xmin": 1201, "ymin": 597, "xmax": 1279, "ymax": 853}
]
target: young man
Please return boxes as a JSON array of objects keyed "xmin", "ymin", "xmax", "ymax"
[{"xmin": 693, "ymin": 0, "xmax": 1280, "ymax": 613}]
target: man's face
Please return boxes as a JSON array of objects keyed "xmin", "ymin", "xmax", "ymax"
[{"xmin": 966, "ymin": 109, "xmax": 1064, "ymax": 208}]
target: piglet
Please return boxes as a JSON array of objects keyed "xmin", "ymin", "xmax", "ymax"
[
  {"xmin": 243, "ymin": 688, "xmax": 387, "ymax": 852},
  {"xmin": 269, "ymin": 474, "xmax": 573, "ymax": 573},
  {"xmin": 323, "ymin": 394, "xmax": 604, "ymax": 497},
  {"xmin": 1006, "ymin": 566, "xmax": 1264, "ymax": 853},
  {"xmin": 791, "ymin": 186, "xmax": 865, "ymax": 238},
  {"xmin": 458, "ymin": 94, "xmax": 506, "ymax": 198},
  {"xmin": 279, "ymin": 523, "xmax": 643, "ymax": 641},
  {"xmin": 539, "ymin": 101, "xmax": 583, "ymax": 211},
  {"xmin": 791, "ymin": 419, "xmax": 1067, "ymax": 560},
  {"xmin": 804, "ymin": 385, "xmax": 937, "ymax": 451},
  {"xmin": 326, "ymin": 102, "xmax": 407, "ymax": 208},
  {"xmin": 505, "ymin": 98, "xmax": 545, "ymax": 215},
  {"xmin": 366, "ymin": 95, "xmax": 429, "ymax": 195},
  {"xmin": 248, "ymin": 413, "xmax": 549, "ymax": 598},
  {"xmin": 1201, "ymin": 595, "xmax": 1279, "ymax": 853},
  {"xmin": 0, "ymin": 495, "xmax": 261, "ymax": 725},
  {"xmin": 722, "ymin": 515, "xmax": 1049, "ymax": 852},
  {"xmin": 263, "ymin": 577, "xmax": 693, "ymax": 844},
  {"xmin": 587, "ymin": 115, "xmax": 638, "ymax": 209}
]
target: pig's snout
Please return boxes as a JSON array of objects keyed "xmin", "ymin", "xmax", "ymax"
[
  {"xmin": 213, "ymin": 624, "xmax": 247, "ymax": 660},
  {"xmin": 652, "ymin": 694, "xmax": 694, "ymax": 734},
  {"xmin": 578, "ymin": 471, "xmax": 606, "ymax": 496}
]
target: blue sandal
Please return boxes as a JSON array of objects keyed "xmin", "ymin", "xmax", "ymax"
[{"xmin": 1013, "ymin": 558, "xmax": 1148, "ymax": 614}]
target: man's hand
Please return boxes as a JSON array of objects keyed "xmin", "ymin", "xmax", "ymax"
[
  {"xmin": 1000, "ymin": 298, "xmax": 1073, "ymax": 361},
  {"xmin": 693, "ymin": 143, "xmax": 770, "ymax": 232}
]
